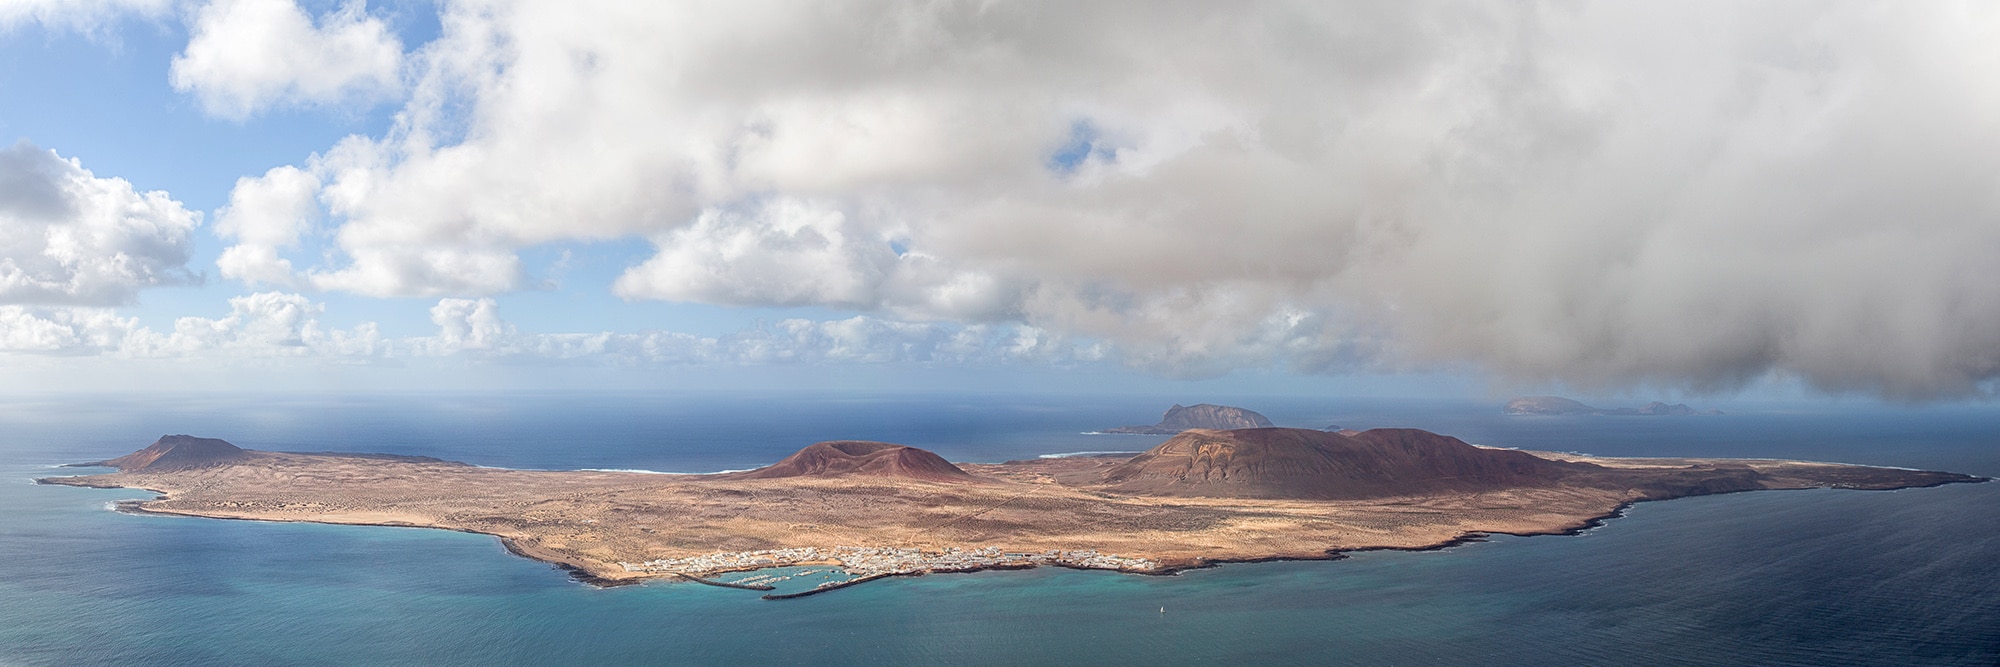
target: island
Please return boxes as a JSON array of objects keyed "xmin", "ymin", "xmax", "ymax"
[
  {"xmin": 40, "ymin": 430, "xmax": 1982, "ymax": 599},
  {"xmin": 1504, "ymin": 396, "xmax": 1723, "ymax": 416},
  {"xmin": 1098, "ymin": 403, "xmax": 1276, "ymax": 434}
]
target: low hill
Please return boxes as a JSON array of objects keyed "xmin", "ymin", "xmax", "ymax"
[
  {"xmin": 1503, "ymin": 396, "xmax": 1599, "ymax": 415},
  {"xmin": 1630, "ymin": 401, "xmax": 1705, "ymax": 416},
  {"xmin": 90, "ymin": 435, "xmax": 253, "ymax": 472},
  {"xmin": 1099, "ymin": 427, "xmax": 1588, "ymax": 500},
  {"xmin": 1505, "ymin": 396, "xmax": 1722, "ymax": 416},
  {"xmin": 1101, "ymin": 404, "xmax": 1276, "ymax": 435},
  {"xmin": 728, "ymin": 441, "xmax": 975, "ymax": 483}
]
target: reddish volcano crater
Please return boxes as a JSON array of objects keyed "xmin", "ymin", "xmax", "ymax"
[
  {"xmin": 92, "ymin": 435, "xmax": 254, "ymax": 472},
  {"xmin": 1098, "ymin": 427, "xmax": 1591, "ymax": 500},
  {"xmin": 728, "ymin": 440, "xmax": 977, "ymax": 483}
]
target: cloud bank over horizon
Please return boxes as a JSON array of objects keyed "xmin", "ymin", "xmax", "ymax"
[
  {"xmin": 0, "ymin": 290, "xmax": 1105, "ymax": 375},
  {"xmin": 5, "ymin": 1, "xmax": 2000, "ymax": 399}
]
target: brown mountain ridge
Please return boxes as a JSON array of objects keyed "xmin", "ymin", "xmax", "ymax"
[
  {"xmin": 727, "ymin": 440, "xmax": 976, "ymax": 483},
  {"xmin": 1100, "ymin": 403, "xmax": 1276, "ymax": 435},
  {"xmin": 88, "ymin": 435, "xmax": 254, "ymax": 472},
  {"xmin": 1099, "ymin": 427, "xmax": 1586, "ymax": 500}
]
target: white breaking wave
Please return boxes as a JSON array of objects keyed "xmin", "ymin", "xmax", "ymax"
[
  {"xmin": 579, "ymin": 467, "xmax": 755, "ymax": 475},
  {"xmin": 1038, "ymin": 451, "xmax": 1144, "ymax": 459}
]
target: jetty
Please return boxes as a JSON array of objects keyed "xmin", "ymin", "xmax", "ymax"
[
  {"xmin": 669, "ymin": 572, "xmax": 775, "ymax": 591},
  {"xmin": 761, "ymin": 573, "xmax": 898, "ymax": 600}
]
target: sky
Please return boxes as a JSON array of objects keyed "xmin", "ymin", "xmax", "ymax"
[{"xmin": 1, "ymin": 0, "xmax": 1998, "ymax": 402}]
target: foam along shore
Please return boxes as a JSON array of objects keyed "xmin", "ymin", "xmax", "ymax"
[
  {"xmin": 38, "ymin": 431, "xmax": 1986, "ymax": 598},
  {"xmin": 614, "ymin": 546, "xmax": 1159, "ymax": 600},
  {"xmin": 576, "ymin": 468, "xmax": 757, "ymax": 475},
  {"xmin": 623, "ymin": 546, "xmax": 1156, "ymax": 581},
  {"xmin": 1037, "ymin": 451, "xmax": 1147, "ymax": 458}
]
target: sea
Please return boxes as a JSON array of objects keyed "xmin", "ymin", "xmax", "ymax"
[{"xmin": 2, "ymin": 392, "xmax": 1996, "ymax": 666}]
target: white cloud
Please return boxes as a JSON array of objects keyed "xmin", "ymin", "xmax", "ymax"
[
  {"xmin": 0, "ymin": 292, "xmax": 1100, "ymax": 371},
  {"xmin": 615, "ymin": 199, "xmax": 889, "ymax": 309},
  {"xmin": 612, "ymin": 197, "xmax": 1018, "ymax": 321},
  {"xmin": 426, "ymin": 297, "xmax": 511, "ymax": 352},
  {"xmin": 0, "ymin": 141, "xmax": 199, "ymax": 306},
  {"xmin": 0, "ymin": 293, "xmax": 374, "ymax": 359},
  {"xmin": 170, "ymin": 0, "xmax": 403, "ymax": 119},
  {"xmin": 224, "ymin": 1, "xmax": 2000, "ymax": 397},
  {"xmin": 0, "ymin": 0, "xmax": 168, "ymax": 33},
  {"xmin": 0, "ymin": 305, "xmax": 135, "ymax": 353},
  {"xmin": 414, "ymin": 296, "xmax": 1098, "ymax": 367},
  {"xmin": 308, "ymin": 245, "xmax": 523, "ymax": 297},
  {"xmin": 119, "ymin": 291, "xmax": 381, "ymax": 358},
  {"xmin": 215, "ymin": 165, "xmax": 319, "ymax": 287}
]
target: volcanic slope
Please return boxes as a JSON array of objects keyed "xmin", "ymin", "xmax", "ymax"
[
  {"xmin": 89, "ymin": 435, "xmax": 255, "ymax": 471},
  {"xmin": 1101, "ymin": 404, "xmax": 1277, "ymax": 434},
  {"xmin": 726, "ymin": 440, "xmax": 976, "ymax": 482},
  {"xmin": 1098, "ymin": 428, "xmax": 1590, "ymax": 500}
]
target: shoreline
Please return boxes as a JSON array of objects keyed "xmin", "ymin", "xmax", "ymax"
[
  {"xmin": 49, "ymin": 484, "xmax": 655, "ymax": 590},
  {"xmin": 499, "ymin": 539, "xmax": 641, "ymax": 588},
  {"xmin": 736, "ymin": 504, "xmax": 1644, "ymax": 600}
]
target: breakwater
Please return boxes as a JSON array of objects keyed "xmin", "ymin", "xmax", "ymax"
[
  {"xmin": 671, "ymin": 572, "xmax": 776, "ymax": 590},
  {"xmin": 761, "ymin": 573, "xmax": 899, "ymax": 600}
]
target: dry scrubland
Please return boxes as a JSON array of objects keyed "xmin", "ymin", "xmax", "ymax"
[{"xmin": 43, "ymin": 429, "xmax": 1982, "ymax": 586}]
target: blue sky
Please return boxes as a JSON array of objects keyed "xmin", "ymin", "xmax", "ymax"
[{"xmin": 2, "ymin": 1, "xmax": 1997, "ymax": 403}]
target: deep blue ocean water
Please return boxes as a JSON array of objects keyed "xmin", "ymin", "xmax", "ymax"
[{"xmin": 3, "ymin": 392, "xmax": 1997, "ymax": 666}]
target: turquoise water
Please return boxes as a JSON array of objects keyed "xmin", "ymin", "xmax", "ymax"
[{"xmin": 3, "ymin": 394, "xmax": 1997, "ymax": 665}]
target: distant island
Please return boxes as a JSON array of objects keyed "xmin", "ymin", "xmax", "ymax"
[
  {"xmin": 1505, "ymin": 396, "xmax": 1723, "ymax": 416},
  {"xmin": 41, "ymin": 430, "xmax": 1980, "ymax": 599},
  {"xmin": 1098, "ymin": 403, "xmax": 1276, "ymax": 434}
]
